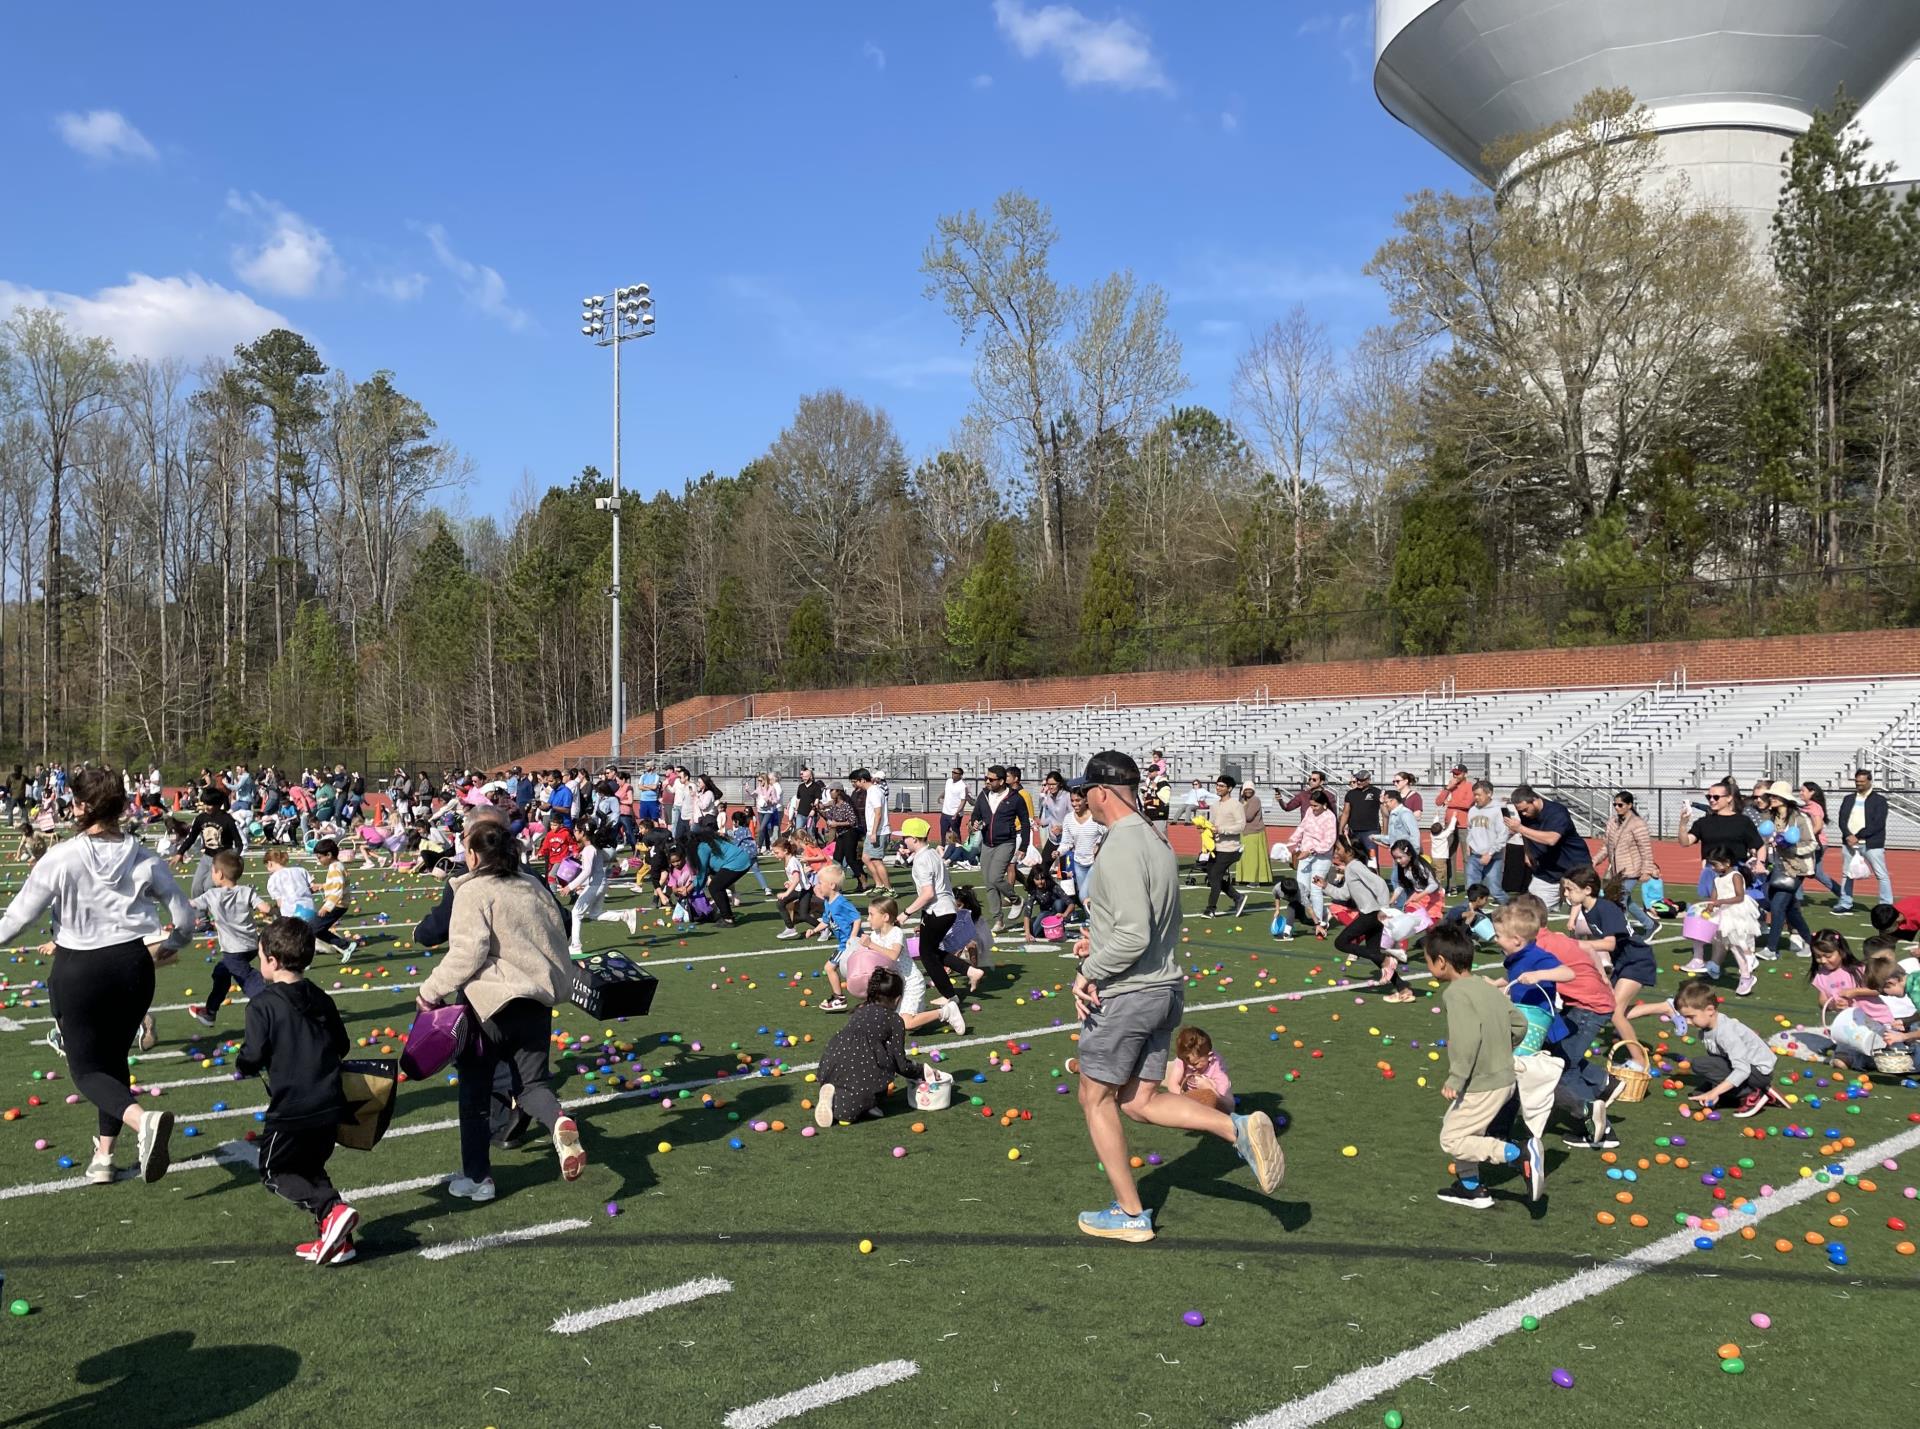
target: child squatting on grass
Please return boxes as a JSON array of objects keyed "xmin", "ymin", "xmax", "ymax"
[
  {"xmin": 1163, "ymin": 1025, "xmax": 1233, "ymax": 1112},
  {"xmin": 1627, "ymin": 978, "xmax": 1791, "ymax": 1119},
  {"xmin": 235, "ymin": 916, "xmax": 360, "ymax": 1266},
  {"xmin": 812, "ymin": 965, "xmax": 945, "ymax": 1125}
]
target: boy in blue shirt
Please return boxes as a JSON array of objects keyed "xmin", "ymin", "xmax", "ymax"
[
  {"xmin": 809, "ymin": 864, "xmax": 863, "ymax": 1011},
  {"xmin": 548, "ymin": 778, "xmax": 575, "ymax": 828},
  {"xmin": 1490, "ymin": 900, "xmax": 1573, "ymax": 1047},
  {"xmin": 1444, "ymin": 883, "xmax": 1495, "ymax": 941}
]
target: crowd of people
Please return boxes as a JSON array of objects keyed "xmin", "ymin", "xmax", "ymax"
[{"xmin": 0, "ymin": 742, "xmax": 1909, "ymax": 1256}]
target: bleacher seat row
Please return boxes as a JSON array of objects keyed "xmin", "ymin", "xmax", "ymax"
[{"xmin": 655, "ymin": 676, "xmax": 1920, "ymax": 846}]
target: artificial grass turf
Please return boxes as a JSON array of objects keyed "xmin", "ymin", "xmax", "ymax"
[{"xmin": 0, "ymin": 855, "xmax": 1914, "ymax": 1428}]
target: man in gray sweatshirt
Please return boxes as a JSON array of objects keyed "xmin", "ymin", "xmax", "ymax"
[{"xmin": 1067, "ymin": 751, "xmax": 1285, "ymax": 1243}]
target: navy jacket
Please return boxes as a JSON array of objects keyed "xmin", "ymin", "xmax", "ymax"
[{"xmin": 1837, "ymin": 791, "xmax": 1888, "ymax": 850}]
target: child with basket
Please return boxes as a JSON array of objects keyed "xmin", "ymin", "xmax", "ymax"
[
  {"xmin": 812, "ymin": 965, "xmax": 942, "ymax": 1126},
  {"xmin": 1627, "ymin": 978, "xmax": 1788, "ymax": 1118}
]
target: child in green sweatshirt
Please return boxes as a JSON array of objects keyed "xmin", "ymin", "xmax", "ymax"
[{"xmin": 1426, "ymin": 923, "xmax": 1539, "ymax": 1210}]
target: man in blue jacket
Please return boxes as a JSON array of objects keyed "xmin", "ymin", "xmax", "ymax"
[{"xmin": 1834, "ymin": 768, "xmax": 1894, "ymax": 912}]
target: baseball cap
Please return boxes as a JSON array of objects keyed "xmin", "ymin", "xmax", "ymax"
[
  {"xmin": 1351, "ymin": 769, "xmax": 1373, "ymax": 781},
  {"xmin": 900, "ymin": 816, "xmax": 931, "ymax": 840},
  {"xmin": 1450, "ymin": 763, "xmax": 1469, "ymax": 774},
  {"xmin": 1068, "ymin": 750, "xmax": 1141, "ymax": 792}
]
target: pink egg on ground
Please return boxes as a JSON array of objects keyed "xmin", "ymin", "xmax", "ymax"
[
  {"xmin": 33, "ymin": 1139, "xmax": 47, "ymax": 1150},
  {"xmin": 1685, "ymin": 1215, "xmax": 1701, "ymax": 1228},
  {"xmin": 1750, "ymin": 1312, "xmax": 1771, "ymax": 1329},
  {"xmin": 752, "ymin": 1120, "xmax": 769, "ymax": 1132},
  {"xmin": 891, "ymin": 1146, "xmax": 906, "ymax": 1158},
  {"xmin": 65, "ymin": 1094, "xmax": 79, "ymax": 1105},
  {"xmin": 1760, "ymin": 1185, "xmax": 1775, "ymax": 1197},
  {"xmin": 801, "ymin": 1126, "xmax": 817, "ymax": 1137}
]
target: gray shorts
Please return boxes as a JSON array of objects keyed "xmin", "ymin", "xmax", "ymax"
[
  {"xmin": 1077, "ymin": 982, "xmax": 1184, "ymax": 1087},
  {"xmin": 863, "ymin": 838, "xmax": 885, "ymax": 860}
]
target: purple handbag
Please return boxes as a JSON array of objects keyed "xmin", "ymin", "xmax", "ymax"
[{"xmin": 401, "ymin": 1003, "xmax": 484, "ymax": 1080}]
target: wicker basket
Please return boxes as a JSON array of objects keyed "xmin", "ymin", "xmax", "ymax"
[
  {"xmin": 1873, "ymin": 1045, "xmax": 1916, "ymax": 1075},
  {"xmin": 1607, "ymin": 1040, "xmax": 1653, "ymax": 1103}
]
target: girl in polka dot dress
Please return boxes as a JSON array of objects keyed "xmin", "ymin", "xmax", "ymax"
[{"xmin": 812, "ymin": 966, "xmax": 934, "ymax": 1126}]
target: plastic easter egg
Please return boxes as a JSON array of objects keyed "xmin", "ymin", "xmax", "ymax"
[
  {"xmin": 1722, "ymin": 1357, "xmax": 1745, "ymax": 1375},
  {"xmin": 1550, "ymin": 1368, "xmax": 1573, "ymax": 1389},
  {"xmin": 1182, "ymin": 1310, "xmax": 1205, "ymax": 1327},
  {"xmin": 858, "ymin": 1238, "xmax": 874, "ymax": 1254}
]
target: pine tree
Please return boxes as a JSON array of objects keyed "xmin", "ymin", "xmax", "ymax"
[
  {"xmin": 1385, "ymin": 452, "xmax": 1492, "ymax": 654},
  {"xmin": 945, "ymin": 522, "xmax": 1029, "ymax": 678},
  {"xmin": 1076, "ymin": 503, "xmax": 1140, "ymax": 671},
  {"xmin": 784, "ymin": 594, "xmax": 834, "ymax": 688}
]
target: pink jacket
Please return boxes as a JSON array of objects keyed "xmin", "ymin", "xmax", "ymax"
[{"xmin": 1289, "ymin": 806, "xmax": 1336, "ymax": 857}]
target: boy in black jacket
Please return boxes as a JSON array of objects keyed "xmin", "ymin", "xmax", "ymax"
[{"xmin": 237, "ymin": 917, "xmax": 358, "ymax": 1266}]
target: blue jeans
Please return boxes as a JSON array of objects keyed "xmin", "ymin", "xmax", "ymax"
[
  {"xmin": 1766, "ymin": 876, "xmax": 1812, "ymax": 954},
  {"xmin": 1837, "ymin": 847, "xmax": 1894, "ymax": 909},
  {"xmin": 1619, "ymin": 877, "xmax": 1659, "ymax": 940},
  {"xmin": 1552, "ymin": 1006, "xmax": 1611, "ymax": 1108},
  {"xmin": 1805, "ymin": 845, "xmax": 1841, "ymax": 898},
  {"xmin": 1464, "ymin": 851, "xmax": 1505, "ymax": 904}
]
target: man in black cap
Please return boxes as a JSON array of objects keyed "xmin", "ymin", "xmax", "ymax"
[
  {"xmin": 1340, "ymin": 770, "xmax": 1381, "ymax": 871},
  {"xmin": 1067, "ymin": 751, "xmax": 1284, "ymax": 1243}
]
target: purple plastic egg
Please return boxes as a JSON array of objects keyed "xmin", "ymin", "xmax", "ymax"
[
  {"xmin": 1551, "ymin": 1368, "xmax": 1574, "ymax": 1389},
  {"xmin": 1182, "ymin": 1311, "xmax": 1206, "ymax": 1327}
]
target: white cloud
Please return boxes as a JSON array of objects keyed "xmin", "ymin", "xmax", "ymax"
[
  {"xmin": 54, "ymin": 109, "xmax": 157, "ymax": 162},
  {"xmin": 418, "ymin": 222, "xmax": 531, "ymax": 332},
  {"xmin": 1297, "ymin": 11, "xmax": 1369, "ymax": 82},
  {"xmin": 862, "ymin": 40, "xmax": 886, "ymax": 70},
  {"xmin": 1220, "ymin": 110, "xmax": 1239, "ymax": 133},
  {"xmin": 1173, "ymin": 252, "xmax": 1375, "ymax": 306},
  {"xmin": 972, "ymin": 72, "xmax": 995, "ymax": 89},
  {"xmin": 0, "ymin": 273, "xmax": 290, "ymax": 362},
  {"xmin": 369, "ymin": 272, "xmax": 429, "ymax": 302},
  {"xmin": 992, "ymin": 0, "xmax": 1169, "ymax": 93},
  {"xmin": 227, "ymin": 192, "xmax": 343, "ymax": 298}
]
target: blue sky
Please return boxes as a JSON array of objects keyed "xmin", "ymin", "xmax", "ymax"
[{"xmin": 0, "ymin": 3, "xmax": 1461, "ymax": 517}]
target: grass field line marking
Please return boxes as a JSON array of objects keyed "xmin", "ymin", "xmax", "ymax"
[
  {"xmin": 549, "ymin": 1274, "xmax": 734, "ymax": 1334},
  {"xmin": 1231, "ymin": 1120, "xmax": 1920, "ymax": 1429},
  {"xmin": 0, "ymin": 961, "xmax": 1477, "ymax": 1191},
  {"xmin": 340, "ymin": 1171, "xmax": 450, "ymax": 1201},
  {"xmin": 0, "ymin": 1138, "xmax": 257, "ymax": 1202},
  {"xmin": 722, "ymin": 1359, "xmax": 919, "ymax": 1429},
  {"xmin": 418, "ymin": 1216, "xmax": 591, "ymax": 1260}
]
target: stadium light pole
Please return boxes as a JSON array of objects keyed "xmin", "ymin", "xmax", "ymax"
[{"xmin": 580, "ymin": 285, "xmax": 655, "ymax": 764}]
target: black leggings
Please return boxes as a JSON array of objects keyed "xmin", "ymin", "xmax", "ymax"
[
  {"xmin": 781, "ymin": 889, "xmax": 820, "ymax": 928},
  {"xmin": 1335, "ymin": 912, "xmax": 1406, "ymax": 992},
  {"xmin": 706, "ymin": 867, "xmax": 746, "ymax": 921},
  {"xmin": 1205, "ymin": 851, "xmax": 1239, "ymax": 912},
  {"xmin": 51, "ymin": 941, "xmax": 154, "ymax": 1137},
  {"xmin": 831, "ymin": 829, "xmax": 860, "ymax": 876},
  {"xmin": 456, "ymin": 998, "xmax": 565, "ymax": 1182},
  {"xmin": 916, "ymin": 912, "xmax": 961, "ymax": 999}
]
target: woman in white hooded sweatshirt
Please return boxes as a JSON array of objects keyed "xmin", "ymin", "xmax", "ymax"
[{"xmin": 0, "ymin": 767, "xmax": 192, "ymax": 1185}]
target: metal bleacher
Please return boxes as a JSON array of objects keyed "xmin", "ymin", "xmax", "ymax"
[{"xmin": 661, "ymin": 673, "xmax": 1920, "ymax": 844}]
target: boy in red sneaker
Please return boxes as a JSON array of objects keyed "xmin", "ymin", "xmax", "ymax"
[{"xmin": 236, "ymin": 917, "xmax": 359, "ymax": 1264}]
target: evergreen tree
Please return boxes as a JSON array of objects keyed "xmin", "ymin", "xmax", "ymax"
[
  {"xmin": 1076, "ymin": 503, "xmax": 1140, "ymax": 670},
  {"xmin": 945, "ymin": 522, "xmax": 1029, "ymax": 678},
  {"xmin": 784, "ymin": 593, "xmax": 834, "ymax": 688},
  {"xmin": 1385, "ymin": 453, "xmax": 1491, "ymax": 654}
]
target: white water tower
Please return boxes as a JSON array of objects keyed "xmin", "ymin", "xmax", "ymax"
[{"xmin": 1374, "ymin": 1, "xmax": 1920, "ymax": 222}]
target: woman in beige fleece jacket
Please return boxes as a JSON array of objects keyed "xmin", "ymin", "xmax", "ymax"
[{"xmin": 418, "ymin": 820, "xmax": 585, "ymax": 1200}]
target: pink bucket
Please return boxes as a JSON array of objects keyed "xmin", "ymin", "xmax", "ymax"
[{"xmin": 1681, "ymin": 911, "xmax": 1718, "ymax": 944}]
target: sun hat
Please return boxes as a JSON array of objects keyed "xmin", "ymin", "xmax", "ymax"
[{"xmin": 1766, "ymin": 781, "xmax": 1802, "ymax": 806}]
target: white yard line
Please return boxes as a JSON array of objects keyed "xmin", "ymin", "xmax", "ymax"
[
  {"xmin": 418, "ymin": 1217, "xmax": 591, "ymax": 1261},
  {"xmin": 341, "ymin": 1171, "xmax": 450, "ymax": 1202},
  {"xmin": 0, "ymin": 963, "xmax": 1474, "ymax": 1198},
  {"xmin": 723, "ymin": 1360, "xmax": 919, "ymax": 1429},
  {"xmin": 1231, "ymin": 1121, "xmax": 1920, "ymax": 1429},
  {"xmin": 549, "ymin": 1275, "xmax": 734, "ymax": 1335}
]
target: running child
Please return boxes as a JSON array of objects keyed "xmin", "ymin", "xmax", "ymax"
[
  {"xmin": 562, "ymin": 822, "xmax": 638, "ymax": 953},
  {"xmin": 774, "ymin": 833, "xmax": 819, "ymax": 939},
  {"xmin": 310, "ymin": 839, "xmax": 356, "ymax": 955},
  {"xmin": 235, "ymin": 917, "xmax": 358, "ymax": 1265},
  {"xmin": 187, "ymin": 849, "xmax": 274, "ymax": 1029},
  {"xmin": 728, "ymin": 810, "xmax": 772, "ymax": 897},
  {"xmin": 1428, "ymin": 921, "xmax": 1541, "ymax": 1209},
  {"xmin": 810, "ymin": 864, "xmax": 863, "ymax": 1011}
]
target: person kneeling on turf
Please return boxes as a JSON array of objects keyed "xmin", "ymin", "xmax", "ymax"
[
  {"xmin": 236, "ymin": 917, "xmax": 359, "ymax": 1265},
  {"xmin": 813, "ymin": 965, "xmax": 939, "ymax": 1126}
]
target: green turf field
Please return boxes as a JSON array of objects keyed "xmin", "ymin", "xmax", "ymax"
[{"xmin": 0, "ymin": 849, "xmax": 1914, "ymax": 1429}]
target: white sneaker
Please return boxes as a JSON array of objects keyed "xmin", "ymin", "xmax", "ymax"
[
  {"xmin": 447, "ymin": 1174, "xmax": 497, "ymax": 1202},
  {"xmin": 553, "ymin": 1116, "xmax": 586, "ymax": 1181},
  {"xmin": 941, "ymin": 999, "xmax": 968, "ymax": 1035},
  {"xmin": 1735, "ymin": 974, "xmax": 1758, "ymax": 996},
  {"xmin": 777, "ymin": 928, "xmax": 800, "ymax": 940},
  {"xmin": 86, "ymin": 1151, "xmax": 115, "ymax": 1185},
  {"xmin": 814, "ymin": 1083, "xmax": 836, "ymax": 1128},
  {"xmin": 136, "ymin": 1109, "xmax": 174, "ymax": 1183},
  {"xmin": 1680, "ymin": 959, "xmax": 1710, "ymax": 974}
]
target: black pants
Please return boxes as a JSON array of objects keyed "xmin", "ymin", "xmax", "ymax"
[
  {"xmin": 1691, "ymin": 1050, "xmax": 1773, "ymax": 1101},
  {"xmin": 781, "ymin": 889, "xmax": 820, "ymax": 928},
  {"xmin": 1205, "ymin": 849, "xmax": 1239, "ymax": 913},
  {"xmin": 832, "ymin": 830, "xmax": 860, "ymax": 875},
  {"xmin": 1335, "ymin": 913, "xmax": 1406, "ymax": 992},
  {"xmin": 259, "ymin": 1124, "xmax": 341, "ymax": 1220},
  {"xmin": 917, "ymin": 912, "xmax": 961, "ymax": 999},
  {"xmin": 706, "ymin": 867, "xmax": 746, "ymax": 921},
  {"xmin": 456, "ymin": 998, "xmax": 566, "ymax": 1182},
  {"xmin": 312, "ymin": 907, "xmax": 350, "ymax": 950},
  {"xmin": 206, "ymin": 949, "xmax": 264, "ymax": 1016},
  {"xmin": 51, "ymin": 942, "xmax": 154, "ymax": 1137},
  {"xmin": 939, "ymin": 813, "xmax": 961, "ymax": 841}
]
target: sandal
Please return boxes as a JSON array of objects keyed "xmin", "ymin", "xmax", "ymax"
[{"xmin": 1384, "ymin": 990, "xmax": 1416, "ymax": 1003}]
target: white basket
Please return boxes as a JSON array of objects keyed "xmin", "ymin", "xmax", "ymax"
[{"xmin": 914, "ymin": 1071, "xmax": 954, "ymax": 1111}]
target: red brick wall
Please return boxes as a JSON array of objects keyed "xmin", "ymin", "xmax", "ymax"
[{"xmin": 513, "ymin": 627, "xmax": 1920, "ymax": 768}]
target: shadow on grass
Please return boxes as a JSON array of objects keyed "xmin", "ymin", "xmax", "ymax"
[
  {"xmin": 1138, "ymin": 1096, "xmax": 1313, "ymax": 1233},
  {"xmin": 0, "ymin": 1330, "xmax": 298, "ymax": 1428}
]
